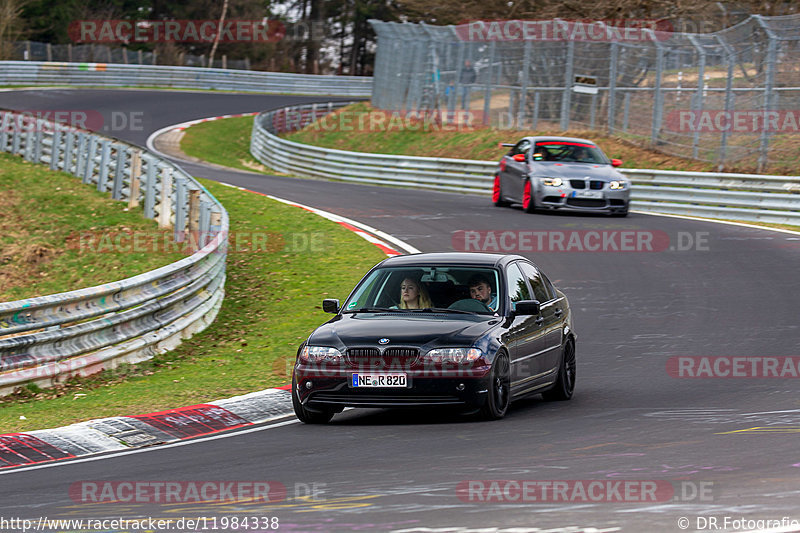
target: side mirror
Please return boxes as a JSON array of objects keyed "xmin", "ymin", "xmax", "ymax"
[
  {"xmin": 512, "ymin": 154, "xmax": 526, "ymax": 162},
  {"xmin": 611, "ymin": 159, "xmax": 623, "ymax": 167},
  {"xmin": 513, "ymin": 300, "xmax": 540, "ymax": 316},
  {"xmin": 322, "ymin": 299, "xmax": 340, "ymax": 314}
]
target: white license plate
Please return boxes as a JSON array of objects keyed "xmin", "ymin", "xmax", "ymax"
[
  {"xmin": 574, "ymin": 190, "xmax": 603, "ymax": 199},
  {"xmin": 351, "ymin": 373, "xmax": 407, "ymax": 388}
]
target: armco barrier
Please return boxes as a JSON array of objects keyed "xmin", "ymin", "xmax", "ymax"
[
  {"xmin": 0, "ymin": 61, "xmax": 372, "ymax": 96},
  {"xmin": 0, "ymin": 110, "xmax": 228, "ymax": 396},
  {"xmin": 251, "ymin": 103, "xmax": 800, "ymax": 225}
]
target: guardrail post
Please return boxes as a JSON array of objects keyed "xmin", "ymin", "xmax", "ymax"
[
  {"xmin": 128, "ymin": 150, "xmax": 142, "ymax": 208},
  {"xmin": 188, "ymin": 189, "xmax": 201, "ymax": 252},
  {"xmin": 75, "ymin": 132, "xmax": 87, "ymax": 177},
  {"xmin": 0, "ymin": 113, "xmax": 9, "ymax": 151},
  {"xmin": 83, "ymin": 136, "xmax": 98, "ymax": 185},
  {"xmin": 111, "ymin": 144, "xmax": 126, "ymax": 200},
  {"xmin": 174, "ymin": 176, "xmax": 187, "ymax": 242},
  {"xmin": 50, "ymin": 126, "xmax": 62, "ymax": 171},
  {"xmin": 158, "ymin": 167, "xmax": 173, "ymax": 229},
  {"xmin": 144, "ymin": 157, "xmax": 157, "ymax": 219},
  {"xmin": 97, "ymin": 140, "xmax": 112, "ymax": 192},
  {"xmin": 199, "ymin": 201, "xmax": 212, "ymax": 247},
  {"xmin": 24, "ymin": 125, "xmax": 35, "ymax": 162},
  {"xmin": 63, "ymin": 130, "xmax": 74, "ymax": 173},
  {"xmin": 33, "ymin": 120, "xmax": 45, "ymax": 164},
  {"xmin": 11, "ymin": 116, "xmax": 22, "ymax": 155}
]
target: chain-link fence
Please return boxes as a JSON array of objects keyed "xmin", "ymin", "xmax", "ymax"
[
  {"xmin": 370, "ymin": 16, "xmax": 800, "ymax": 172},
  {"xmin": 10, "ymin": 41, "xmax": 251, "ymax": 70}
]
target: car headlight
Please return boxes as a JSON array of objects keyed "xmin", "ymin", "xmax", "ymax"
[
  {"xmin": 300, "ymin": 346, "xmax": 343, "ymax": 363},
  {"xmin": 424, "ymin": 348, "xmax": 483, "ymax": 364},
  {"xmin": 609, "ymin": 180, "xmax": 627, "ymax": 190},
  {"xmin": 541, "ymin": 177, "xmax": 562, "ymax": 187}
]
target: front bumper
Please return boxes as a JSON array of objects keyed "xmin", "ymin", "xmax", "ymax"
[
  {"xmin": 294, "ymin": 364, "xmax": 492, "ymax": 409},
  {"xmin": 536, "ymin": 183, "xmax": 630, "ymax": 212}
]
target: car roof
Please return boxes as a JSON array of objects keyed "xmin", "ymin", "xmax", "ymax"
[
  {"xmin": 523, "ymin": 136, "xmax": 599, "ymax": 146},
  {"xmin": 378, "ymin": 252, "xmax": 527, "ymax": 268}
]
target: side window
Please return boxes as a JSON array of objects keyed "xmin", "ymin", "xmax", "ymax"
[
  {"xmin": 510, "ymin": 139, "xmax": 531, "ymax": 157},
  {"xmin": 505, "ymin": 263, "xmax": 531, "ymax": 303},
  {"xmin": 518, "ymin": 262, "xmax": 552, "ymax": 303},
  {"xmin": 541, "ymin": 272, "xmax": 557, "ymax": 301}
]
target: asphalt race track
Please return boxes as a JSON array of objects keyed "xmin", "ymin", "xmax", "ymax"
[{"xmin": 2, "ymin": 89, "xmax": 800, "ymax": 533}]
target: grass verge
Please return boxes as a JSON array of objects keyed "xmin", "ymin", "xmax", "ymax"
[
  {"xmin": 180, "ymin": 115, "xmax": 264, "ymax": 173},
  {"xmin": 0, "ymin": 176, "xmax": 387, "ymax": 432},
  {"xmin": 0, "ymin": 152, "xmax": 184, "ymax": 302}
]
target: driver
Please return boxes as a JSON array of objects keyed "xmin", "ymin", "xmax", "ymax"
[
  {"xmin": 573, "ymin": 146, "xmax": 592, "ymax": 162},
  {"xmin": 468, "ymin": 274, "xmax": 498, "ymax": 310}
]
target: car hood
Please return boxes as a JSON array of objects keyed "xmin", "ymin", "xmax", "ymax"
[
  {"xmin": 309, "ymin": 313, "xmax": 498, "ymax": 351},
  {"xmin": 530, "ymin": 162, "xmax": 623, "ymax": 181}
]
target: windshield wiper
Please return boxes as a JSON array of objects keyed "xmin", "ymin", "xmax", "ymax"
[
  {"xmin": 412, "ymin": 307, "xmax": 480, "ymax": 315},
  {"xmin": 342, "ymin": 307, "xmax": 393, "ymax": 314}
]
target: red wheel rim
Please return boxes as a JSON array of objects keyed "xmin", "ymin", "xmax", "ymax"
[
  {"xmin": 522, "ymin": 180, "xmax": 531, "ymax": 209},
  {"xmin": 492, "ymin": 176, "xmax": 501, "ymax": 203}
]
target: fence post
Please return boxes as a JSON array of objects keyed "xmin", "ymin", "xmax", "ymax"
[
  {"xmin": 560, "ymin": 30, "xmax": 574, "ymax": 131},
  {"xmin": 607, "ymin": 42, "xmax": 619, "ymax": 134},
  {"xmin": 754, "ymin": 15, "xmax": 777, "ymax": 173},
  {"xmin": 716, "ymin": 35, "xmax": 736, "ymax": 170},
  {"xmin": 649, "ymin": 33, "xmax": 664, "ymax": 146},
  {"xmin": 517, "ymin": 39, "xmax": 532, "ymax": 128},
  {"xmin": 687, "ymin": 35, "xmax": 705, "ymax": 159},
  {"xmin": 75, "ymin": 132, "xmax": 87, "ymax": 177},
  {"xmin": 482, "ymin": 40, "xmax": 496, "ymax": 126},
  {"xmin": 128, "ymin": 151, "xmax": 142, "ymax": 208}
]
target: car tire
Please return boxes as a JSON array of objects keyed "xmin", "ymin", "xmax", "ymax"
[
  {"xmin": 522, "ymin": 179, "xmax": 537, "ymax": 213},
  {"xmin": 480, "ymin": 352, "xmax": 511, "ymax": 420},
  {"xmin": 292, "ymin": 375, "xmax": 335, "ymax": 424},
  {"xmin": 492, "ymin": 175, "xmax": 510, "ymax": 207},
  {"xmin": 542, "ymin": 338, "xmax": 576, "ymax": 401}
]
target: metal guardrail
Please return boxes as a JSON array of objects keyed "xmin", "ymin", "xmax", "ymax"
[
  {"xmin": 251, "ymin": 102, "xmax": 800, "ymax": 225},
  {"xmin": 0, "ymin": 110, "xmax": 229, "ymax": 395},
  {"xmin": 0, "ymin": 61, "xmax": 373, "ymax": 96}
]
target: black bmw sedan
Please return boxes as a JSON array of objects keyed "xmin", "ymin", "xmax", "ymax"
[{"xmin": 292, "ymin": 252, "xmax": 576, "ymax": 423}]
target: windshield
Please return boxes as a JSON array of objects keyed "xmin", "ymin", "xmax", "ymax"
[
  {"xmin": 533, "ymin": 141, "xmax": 609, "ymax": 164},
  {"xmin": 343, "ymin": 266, "xmax": 501, "ymax": 315}
]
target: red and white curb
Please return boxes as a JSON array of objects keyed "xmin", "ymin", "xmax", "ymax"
[{"xmin": 0, "ymin": 388, "xmax": 294, "ymax": 469}]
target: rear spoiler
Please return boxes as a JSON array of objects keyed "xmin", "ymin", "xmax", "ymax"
[{"xmin": 498, "ymin": 142, "xmax": 515, "ymax": 148}]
